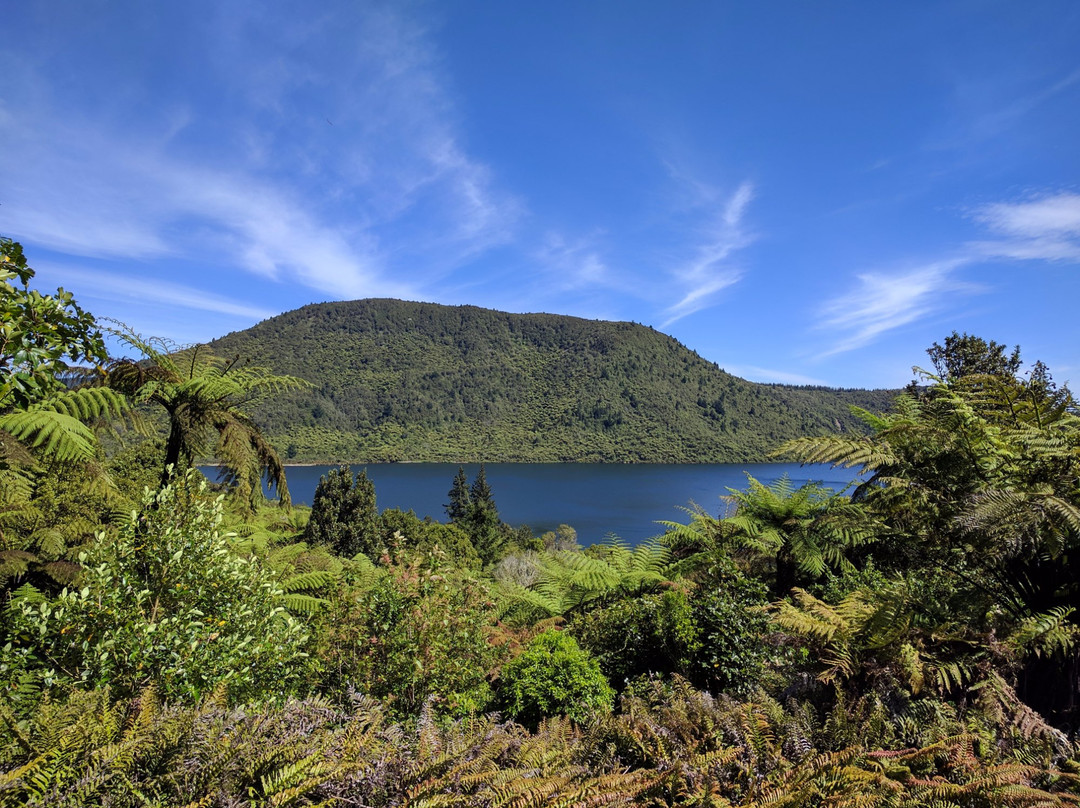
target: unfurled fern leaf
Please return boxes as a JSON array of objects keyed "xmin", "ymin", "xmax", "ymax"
[
  {"xmin": 496, "ymin": 579, "xmax": 565, "ymax": 619},
  {"xmin": 279, "ymin": 593, "xmax": 329, "ymax": 616},
  {"xmin": 33, "ymin": 386, "xmax": 128, "ymax": 423},
  {"xmin": 1007, "ymin": 606, "xmax": 1078, "ymax": 659},
  {"xmin": 0, "ymin": 409, "xmax": 96, "ymax": 463}
]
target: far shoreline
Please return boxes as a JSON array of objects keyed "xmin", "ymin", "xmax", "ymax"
[{"xmin": 278, "ymin": 458, "xmax": 807, "ymax": 467}]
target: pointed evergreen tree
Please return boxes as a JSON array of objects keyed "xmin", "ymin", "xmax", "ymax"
[
  {"xmin": 467, "ymin": 463, "xmax": 506, "ymax": 566},
  {"xmin": 446, "ymin": 465, "xmax": 471, "ymax": 523},
  {"xmin": 469, "ymin": 463, "xmax": 494, "ymax": 511}
]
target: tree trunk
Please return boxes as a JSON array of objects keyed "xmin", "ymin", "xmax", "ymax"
[
  {"xmin": 775, "ymin": 545, "xmax": 797, "ymax": 596},
  {"xmin": 161, "ymin": 418, "xmax": 185, "ymax": 488}
]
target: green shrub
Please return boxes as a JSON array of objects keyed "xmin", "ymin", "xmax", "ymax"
[
  {"xmin": 570, "ymin": 587, "xmax": 699, "ymax": 688},
  {"xmin": 686, "ymin": 556, "xmax": 772, "ymax": 695},
  {"xmin": 379, "ymin": 508, "xmax": 480, "ymax": 569},
  {"xmin": 106, "ymin": 438, "xmax": 167, "ymax": 503},
  {"xmin": 312, "ymin": 550, "xmax": 499, "ymax": 718},
  {"xmin": 304, "ymin": 465, "xmax": 380, "ymax": 558},
  {"xmin": 499, "ymin": 629, "xmax": 614, "ymax": 729},
  {"xmin": 1, "ymin": 472, "xmax": 311, "ymax": 711}
]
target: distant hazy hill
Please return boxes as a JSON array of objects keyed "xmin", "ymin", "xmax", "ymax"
[{"xmin": 210, "ymin": 299, "xmax": 896, "ymax": 463}]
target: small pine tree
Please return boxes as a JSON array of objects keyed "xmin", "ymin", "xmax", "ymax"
[
  {"xmin": 470, "ymin": 463, "xmax": 494, "ymax": 512},
  {"xmin": 467, "ymin": 464, "xmax": 506, "ymax": 566},
  {"xmin": 446, "ymin": 465, "xmax": 471, "ymax": 523},
  {"xmin": 304, "ymin": 465, "xmax": 352, "ymax": 547}
]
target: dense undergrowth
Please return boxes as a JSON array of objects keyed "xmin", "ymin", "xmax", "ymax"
[{"xmin": 3, "ymin": 237, "xmax": 1080, "ymax": 806}]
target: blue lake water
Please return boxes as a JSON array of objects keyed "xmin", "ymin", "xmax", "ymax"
[{"xmin": 247, "ymin": 463, "xmax": 860, "ymax": 546}]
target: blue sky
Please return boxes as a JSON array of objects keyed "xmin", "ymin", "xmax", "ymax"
[{"xmin": 2, "ymin": 1, "xmax": 1078, "ymax": 389}]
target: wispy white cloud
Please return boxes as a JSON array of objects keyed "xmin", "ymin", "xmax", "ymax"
[
  {"xmin": 722, "ymin": 364, "xmax": 830, "ymax": 386},
  {"xmin": 661, "ymin": 181, "xmax": 755, "ymax": 327},
  {"xmin": 0, "ymin": 3, "xmax": 517, "ymax": 307},
  {"xmin": 0, "ymin": 132, "xmax": 406, "ymax": 299},
  {"xmin": 38, "ymin": 262, "xmax": 277, "ymax": 321},
  {"xmin": 969, "ymin": 192, "xmax": 1080, "ymax": 261},
  {"xmin": 817, "ymin": 259, "xmax": 981, "ymax": 357},
  {"xmin": 975, "ymin": 193, "xmax": 1080, "ymax": 237},
  {"xmin": 534, "ymin": 233, "xmax": 614, "ymax": 292},
  {"xmin": 815, "ymin": 190, "xmax": 1080, "ymax": 357},
  {"xmin": 967, "ymin": 68, "xmax": 1080, "ymax": 141}
]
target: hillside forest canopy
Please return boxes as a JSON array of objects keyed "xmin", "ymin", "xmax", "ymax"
[
  {"xmin": 2, "ymin": 236, "xmax": 1080, "ymax": 806},
  {"xmin": 209, "ymin": 298, "xmax": 897, "ymax": 464}
]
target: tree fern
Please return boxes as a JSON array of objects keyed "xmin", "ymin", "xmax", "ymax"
[
  {"xmin": 504, "ymin": 540, "xmax": 674, "ymax": 619},
  {"xmin": 106, "ymin": 323, "xmax": 310, "ymax": 515},
  {"xmin": 772, "ymin": 589, "xmax": 875, "ymax": 685},
  {"xmin": 495, "ymin": 579, "xmax": 566, "ymax": 621},
  {"xmin": 276, "ymin": 568, "xmax": 335, "ymax": 615}
]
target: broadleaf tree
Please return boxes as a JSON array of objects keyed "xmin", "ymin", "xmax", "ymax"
[{"xmin": 304, "ymin": 465, "xmax": 381, "ymax": 559}]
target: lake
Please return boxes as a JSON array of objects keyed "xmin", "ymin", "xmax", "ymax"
[{"xmin": 251, "ymin": 463, "xmax": 861, "ymax": 546}]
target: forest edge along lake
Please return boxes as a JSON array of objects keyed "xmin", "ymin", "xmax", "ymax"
[{"xmin": 228, "ymin": 463, "xmax": 862, "ymax": 546}]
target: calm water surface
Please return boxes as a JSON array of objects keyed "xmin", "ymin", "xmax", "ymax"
[{"xmin": 259, "ymin": 463, "xmax": 860, "ymax": 546}]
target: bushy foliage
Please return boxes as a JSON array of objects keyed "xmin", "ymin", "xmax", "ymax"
[
  {"xmin": 722, "ymin": 474, "xmax": 873, "ymax": 596},
  {"xmin": 498, "ymin": 629, "xmax": 614, "ymax": 729},
  {"xmin": 570, "ymin": 587, "xmax": 699, "ymax": 688},
  {"xmin": 303, "ymin": 464, "xmax": 381, "ymax": 558},
  {"xmin": 4, "ymin": 678, "xmax": 1077, "ymax": 808},
  {"xmin": 0, "ymin": 460, "xmax": 126, "ymax": 607},
  {"xmin": 685, "ymin": 556, "xmax": 774, "ymax": 696},
  {"xmin": 222, "ymin": 511, "xmax": 343, "ymax": 617},
  {"xmin": 606, "ymin": 676, "xmax": 1079, "ymax": 808},
  {"xmin": 782, "ymin": 355, "xmax": 1080, "ymax": 724},
  {"xmin": 379, "ymin": 507, "xmax": 480, "ymax": 568},
  {"xmin": 3, "ymin": 320, "xmax": 1080, "ymax": 806},
  {"xmin": 926, "ymin": 330, "xmax": 1021, "ymax": 382},
  {"xmin": 106, "ymin": 325, "xmax": 306, "ymax": 513},
  {"xmin": 0, "ymin": 688, "xmax": 660, "ymax": 808},
  {"xmin": 311, "ymin": 550, "xmax": 499, "ymax": 718},
  {"xmin": 496, "ymin": 538, "xmax": 672, "ymax": 622},
  {"xmin": 0, "ymin": 239, "xmax": 128, "ymax": 548},
  {"xmin": 0, "ymin": 237, "xmax": 106, "ymax": 411},
  {"xmin": 0, "ymin": 472, "xmax": 311, "ymax": 711},
  {"xmin": 105, "ymin": 438, "xmax": 167, "ymax": 503}
]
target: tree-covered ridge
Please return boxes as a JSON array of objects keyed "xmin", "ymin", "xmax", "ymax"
[{"xmin": 210, "ymin": 299, "xmax": 896, "ymax": 463}]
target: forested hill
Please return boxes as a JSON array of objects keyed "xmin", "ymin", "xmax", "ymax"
[{"xmin": 210, "ymin": 299, "xmax": 896, "ymax": 463}]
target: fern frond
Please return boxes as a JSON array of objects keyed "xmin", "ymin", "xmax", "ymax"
[
  {"xmin": 32, "ymin": 386, "xmax": 129, "ymax": 423},
  {"xmin": 279, "ymin": 570, "xmax": 334, "ymax": 593},
  {"xmin": 497, "ymin": 579, "xmax": 565, "ymax": 618},
  {"xmin": 279, "ymin": 593, "xmax": 330, "ymax": 615},
  {"xmin": 775, "ymin": 435, "xmax": 899, "ymax": 470},
  {"xmin": 1007, "ymin": 607, "xmax": 1078, "ymax": 659},
  {"xmin": 0, "ymin": 409, "xmax": 96, "ymax": 463}
]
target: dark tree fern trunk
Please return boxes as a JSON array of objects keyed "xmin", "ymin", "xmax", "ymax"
[
  {"xmin": 1018, "ymin": 647, "xmax": 1080, "ymax": 733},
  {"xmin": 161, "ymin": 417, "xmax": 186, "ymax": 488},
  {"xmin": 775, "ymin": 546, "xmax": 797, "ymax": 597}
]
